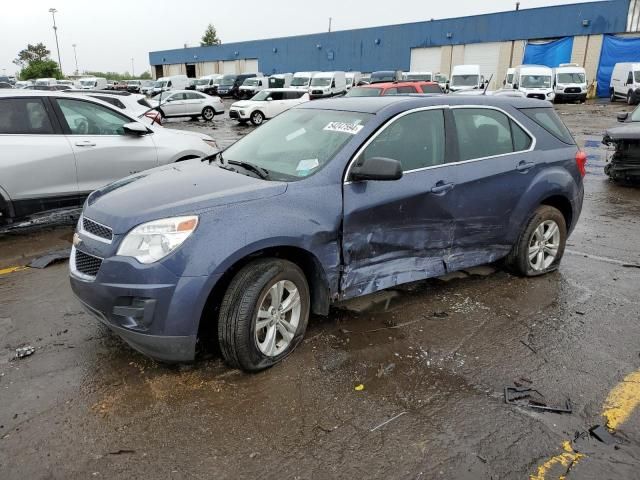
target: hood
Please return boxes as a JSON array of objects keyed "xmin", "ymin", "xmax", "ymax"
[
  {"xmin": 84, "ymin": 160, "xmax": 287, "ymax": 234},
  {"xmin": 603, "ymin": 124, "xmax": 640, "ymax": 143},
  {"xmin": 150, "ymin": 125, "xmax": 212, "ymax": 141},
  {"xmin": 231, "ymin": 101, "xmax": 253, "ymax": 108}
]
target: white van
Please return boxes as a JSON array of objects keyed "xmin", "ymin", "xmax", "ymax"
[
  {"xmin": 291, "ymin": 72, "xmax": 319, "ymax": 90},
  {"xmin": 239, "ymin": 76, "xmax": 269, "ymax": 98},
  {"xmin": 35, "ymin": 78, "xmax": 58, "ymax": 87},
  {"xmin": 552, "ymin": 64, "xmax": 587, "ymax": 103},
  {"xmin": 513, "ymin": 65, "xmax": 555, "ymax": 101},
  {"xmin": 404, "ymin": 71, "xmax": 433, "ymax": 81},
  {"xmin": 309, "ymin": 71, "xmax": 347, "ymax": 98},
  {"xmin": 78, "ymin": 77, "xmax": 107, "ymax": 90},
  {"xmin": 503, "ymin": 68, "xmax": 516, "ymax": 89},
  {"xmin": 449, "ymin": 65, "xmax": 485, "ymax": 92},
  {"xmin": 609, "ymin": 62, "xmax": 640, "ymax": 105},
  {"xmin": 345, "ymin": 72, "xmax": 362, "ymax": 89},
  {"xmin": 152, "ymin": 75, "xmax": 188, "ymax": 95},
  {"xmin": 195, "ymin": 74, "xmax": 222, "ymax": 93}
]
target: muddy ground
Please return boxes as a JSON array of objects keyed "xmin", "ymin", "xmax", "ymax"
[{"xmin": 1, "ymin": 99, "xmax": 639, "ymax": 479}]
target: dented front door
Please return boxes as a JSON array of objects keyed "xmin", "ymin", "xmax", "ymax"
[{"xmin": 340, "ymin": 108, "xmax": 455, "ymax": 299}]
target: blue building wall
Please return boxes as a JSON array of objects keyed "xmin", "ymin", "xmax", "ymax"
[{"xmin": 149, "ymin": 0, "xmax": 630, "ymax": 74}]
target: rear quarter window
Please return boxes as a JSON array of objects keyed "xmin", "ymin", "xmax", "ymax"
[{"xmin": 520, "ymin": 107, "xmax": 575, "ymax": 145}]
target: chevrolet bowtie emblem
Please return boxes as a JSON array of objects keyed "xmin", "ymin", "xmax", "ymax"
[{"xmin": 73, "ymin": 233, "xmax": 82, "ymax": 247}]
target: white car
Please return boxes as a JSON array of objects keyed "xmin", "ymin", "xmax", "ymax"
[
  {"xmin": 151, "ymin": 90, "xmax": 224, "ymax": 121},
  {"xmin": 0, "ymin": 90, "xmax": 217, "ymax": 225},
  {"xmin": 229, "ymin": 88, "xmax": 310, "ymax": 125}
]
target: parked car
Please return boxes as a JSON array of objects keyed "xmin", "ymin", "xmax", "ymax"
[
  {"xmin": 0, "ymin": 82, "xmax": 13, "ymax": 89},
  {"xmin": 290, "ymin": 72, "xmax": 319, "ymax": 90},
  {"xmin": 0, "ymin": 90, "xmax": 217, "ymax": 225},
  {"xmin": 105, "ymin": 80, "xmax": 118, "ymax": 90},
  {"xmin": 615, "ymin": 103, "xmax": 640, "ymax": 123},
  {"xmin": 151, "ymin": 90, "xmax": 224, "ymax": 121},
  {"xmin": 345, "ymin": 72, "xmax": 362, "ymax": 90},
  {"xmin": 309, "ymin": 71, "xmax": 347, "ymax": 98},
  {"xmin": 404, "ymin": 71, "xmax": 433, "ymax": 81},
  {"xmin": 14, "ymin": 80, "xmax": 33, "ymax": 89},
  {"xmin": 151, "ymin": 75, "xmax": 189, "ymax": 95},
  {"xmin": 513, "ymin": 65, "xmax": 555, "ymax": 101},
  {"xmin": 126, "ymin": 80, "xmax": 142, "ymax": 93},
  {"xmin": 229, "ymin": 88, "xmax": 310, "ymax": 125},
  {"xmin": 63, "ymin": 89, "xmax": 160, "ymax": 124},
  {"xmin": 217, "ymin": 73, "xmax": 260, "ymax": 98},
  {"xmin": 79, "ymin": 77, "xmax": 108, "ymax": 90},
  {"xmin": 195, "ymin": 75, "xmax": 223, "ymax": 95},
  {"xmin": 602, "ymin": 121, "xmax": 640, "ymax": 184},
  {"xmin": 345, "ymin": 81, "xmax": 442, "ymax": 97},
  {"xmin": 552, "ymin": 64, "xmax": 587, "ymax": 103},
  {"xmin": 239, "ymin": 76, "xmax": 269, "ymax": 99},
  {"xmin": 609, "ymin": 62, "xmax": 640, "ymax": 105},
  {"xmin": 449, "ymin": 65, "xmax": 485, "ymax": 92},
  {"xmin": 68, "ymin": 95, "xmax": 584, "ymax": 371},
  {"xmin": 140, "ymin": 80, "xmax": 155, "ymax": 96},
  {"xmin": 370, "ymin": 70, "xmax": 403, "ymax": 83}
]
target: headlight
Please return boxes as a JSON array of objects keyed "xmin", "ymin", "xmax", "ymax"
[
  {"xmin": 117, "ymin": 216, "xmax": 198, "ymax": 264},
  {"xmin": 203, "ymin": 138, "xmax": 218, "ymax": 149},
  {"xmin": 239, "ymin": 110, "xmax": 245, "ymax": 115}
]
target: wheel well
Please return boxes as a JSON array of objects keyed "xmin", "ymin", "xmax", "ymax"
[
  {"xmin": 175, "ymin": 155, "xmax": 200, "ymax": 162},
  {"xmin": 541, "ymin": 195, "xmax": 573, "ymax": 230},
  {"xmin": 198, "ymin": 246, "xmax": 331, "ymax": 345}
]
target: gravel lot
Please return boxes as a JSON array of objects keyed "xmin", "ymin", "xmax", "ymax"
[{"xmin": 1, "ymin": 99, "xmax": 639, "ymax": 479}]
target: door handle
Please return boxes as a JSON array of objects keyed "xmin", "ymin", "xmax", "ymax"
[
  {"xmin": 430, "ymin": 182, "xmax": 455, "ymax": 195},
  {"xmin": 75, "ymin": 141, "xmax": 96, "ymax": 147},
  {"xmin": 516, "ymin": 161, "xmax": 535, "ymax": 172}
]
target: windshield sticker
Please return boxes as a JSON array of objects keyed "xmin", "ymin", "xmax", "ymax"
[
  {"xmin": 323, "ymin": 122, "xmax": 364, "ymax": 135},
  {"xmin": 286, "ymin": 128, "xmax": 306, "ymax": 142},
  {"xmin": 296, "ymin": 159, "xmax": 319, "ymax": 176}
]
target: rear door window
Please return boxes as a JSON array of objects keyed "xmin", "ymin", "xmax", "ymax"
[
  {"xmin": 420, "ymin": 84, "xmax": 442, "ymax": 94},
  {"xmin": 397, "ymin": 86, "xmax": 417, "ymax": 94},
  {"xmin": 0, "ymin": 98, "xmax": 55, "ymax": 134},
  {"xmin": 519, "ymin": 107, "xmax": 574, "ymax": 144},
  {"xmin": 382, "ymin": 87, "xmax": 398, "ymax": 96}
]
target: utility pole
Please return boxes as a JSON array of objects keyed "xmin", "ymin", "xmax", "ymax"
[
  {"xmin": 72, "ymin": 43, "xmax": 78, "ymax": 75},
  {"xmin": 131, "ymin": 58, "xmax": 135, "ymax": 77},
  {"xmin": 49, "ymin": 8, "xmax": 63, "ymax": 75},
  {"xmin": 328, "ymin": 17, "xmax": 332, "ymax": 32}
]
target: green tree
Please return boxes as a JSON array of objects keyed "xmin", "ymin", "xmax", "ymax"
[
  {"xmin": 200, "ymin": 24, "xmax": 221, "ymax": 46},
  {"xmin": 20, "ymin": 59, "xmax": 61, "ymax": 80},
  {"xmin": 14, "ymin": 43, "xmax": 51, "ymax": 68}
]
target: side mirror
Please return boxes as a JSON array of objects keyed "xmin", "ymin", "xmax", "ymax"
[
  {"xmin": 123, "ymin": 122, "xmax": 150, "ymax": 136},
  {"xmin": 351, "ymin": 156, "xmax": 403, "ymax": 182},
  {"xmin": 617, "ymin": 112, "xmax": 629, "ymax": 122},
  {"xmin": 513, "ymin": 83, "xmax": 519, "ymax": 90}
]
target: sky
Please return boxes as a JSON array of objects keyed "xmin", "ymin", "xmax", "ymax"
[{"xmin": 1, "ymin": 0, "xmax": 597, "ymax": 77}]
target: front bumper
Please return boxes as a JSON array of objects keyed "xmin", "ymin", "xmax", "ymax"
[
  {"xmin": 229, "ymin": 108, "xmax": 248, "ymax": 120},
  {"xmin": 555, "ymin": 92, "xmax": 586, "ymax": 101}
]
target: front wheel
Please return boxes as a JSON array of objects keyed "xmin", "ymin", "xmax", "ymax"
[
  {"xmin": 250, "ymin": 110, "xmax": 265, "ymax": 126},
  {"xmin": 218, "ymin": 259, "xmax": 310, "ymax": 372},
  {"xmin": 505, "ymin": 205, "xmax": 567, "ymax": 277},
  {"xmin": 202, "ymin": 106, "xmax": 215, "ymax": 121},
  {"xmin": 610, "ymin": 90, "xmax": 616, "ymax": 103}
]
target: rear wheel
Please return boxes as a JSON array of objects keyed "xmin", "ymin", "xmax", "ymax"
[
  {"xmin": 505, "ymin": 205, "xmax": 567, "ymax": 277},
  {"xmin": 610, "ymin": 90, "xmax": 616, "ymax": 102},
  {"xmin": 217, "ymin": 259, "xmax": 310, "ymax": 372},
  {"xmin": 250, "ymin": 110, "xmax": 265, "ymax": 126},
  {"xmin": 202, "ymin": 106, "xmax": 215, "ymax": 121}
]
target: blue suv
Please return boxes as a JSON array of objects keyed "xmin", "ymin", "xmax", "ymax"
[{"xmin": 69, "ymin": 96, "xmax": 585, "ymax": 371}]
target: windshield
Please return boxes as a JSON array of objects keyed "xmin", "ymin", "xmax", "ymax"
[
  {"xmin": 220, "ymin": 75, "xmax": 236, "ymax": 86},
  {"xmin": 521, "ymin": 75, "xmax": 551, "ymax": 88},
  {"xmin": 557, "ymin": 73, "xmax": 585, "ymax": 84},
  {"xmin": 371, "ymin": 73, "xmax": 395, "ymax": 82},
  {"xmin": 406, "ymin": 74, "xmax": 432, "ymax": 81},
  {"xmin": 311, "ymin": 77, "xmax": 331, "ymax": 87},
  {"xmin": 345, "ymin": 87, "xmax": 381, "ymax": 97},
  {"xmin": 452, "ymin": 75, "xmax": 479, "ymax": 86},
  {"xmin": 222, "ymin": 109, "xmax": 372, "ymax": 181},
  {"xmin": 154, "ymin": 81, "xmax": 167, "ymax": 88},
  {"xmin": 506, "ymin": 73, "xmax": 514, "ymax": 83},
  {"xmin": 243, "ymin": 78, "xmax": 261, "ymax": 87},
  {"xmin": 80, "ymin": 80, "xmax": 95, "ymax": 86},
  {"xmin": 291, "ymin": 77, "xmax": 310, "ymax": 86}
]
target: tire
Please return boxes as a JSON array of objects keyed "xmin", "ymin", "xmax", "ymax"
[
  {"xmin": 202, "ymin": 106, "xmax": 215, "ymax": 121},
  {"xmin": 610, "ymin": 90, "xmax": 616, "ymax": 103},
  {"xmin": 250, "ymin": 110, "xmax": 265, "ymax": 126},
  {"xmin": 627, "ymin": 92, "xmax": 634, "ymax": 105},
  {"xmin": 505, "ymin": 205, "xmax": 567, "ymax": 277},
  {"xmin": 218, "ymin": 259, "xmax": 310, "ymax": 372}
]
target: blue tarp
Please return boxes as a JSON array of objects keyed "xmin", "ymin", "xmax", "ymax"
[
  {"xmin": 523, "ymin": 37, "xmax": 573, "ymax": 68},
  {"xmin": 597, "ymin": 35, "xmax": 640, "ymax": 98}
]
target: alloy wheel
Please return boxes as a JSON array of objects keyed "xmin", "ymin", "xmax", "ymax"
[
  {"xmin": 254, "ymin": 280, "xmax": 301, "ymax": 357},
  {"xmin": 528, "ymin": 220, "xmax": 560, "ymax": 271}
]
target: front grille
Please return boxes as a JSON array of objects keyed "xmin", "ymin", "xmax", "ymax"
[
  {"xmin": 75, "ymin": 250, "xmax": 102, "ymax": 277},
  {"xmin": 229, "ymin": 110, "xmax": 239, "ymax": 119},
  {"xmin": 82, "ymin": 217, "xmax": 113, "ymax": 241},
  {"xmin": 527, "ymin": 93, "xmax": 546, "ymax": 100},
  {"xmin": 312, "ymin": 90, "xmax": 324, "ymax": 95},
  {"xmin": 564, "ymin": 87, "xmax": 581, "ymax": 94}
]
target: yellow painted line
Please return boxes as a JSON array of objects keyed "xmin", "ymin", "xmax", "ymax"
[
  {"xmin": 0, "ymin": 265, "xmax": 28, "ymax": 276},
  {"xmin": 602, "ymin": 369, "xmax": 640, "ymax": 431},
  {"xmin": 529, "ymin": 441, "xmax": 584, "ymax": 480},
  {"xmin": 530, "ymin": 367, "xmax": 640, "ymax": 479}
]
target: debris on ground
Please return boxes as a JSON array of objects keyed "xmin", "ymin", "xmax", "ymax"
[
  {"xmin": 14, "ymin": 346, "xmax": 35, "ymax": 359},
  {"xmin": 433, "ymin": 311, "xmax": 449, "ymax": 318},
  {"xmin": 504, "ymin": 386, "xmax": 572, "ymax": 413},
  {"xmin": 354, "ymin": 384, "xmax": 365, "ymax": 391},
  {"xmin": 28, "ymin": 248, "xmax": 71, "ymax": 269},
  {"xmin": 108, "ymin": 449, "xmax": 135, "ymax": 455},
  {"xmin": 376, "ymin": 363, "xmax": 396, "ymax": 377},
  {"xmin": 370, "ymin": 411, "xmax": 407, "ymax": 432},
  {"xmin": 589, "ymin": 425, "xmax": 616, "ymax": 445}
]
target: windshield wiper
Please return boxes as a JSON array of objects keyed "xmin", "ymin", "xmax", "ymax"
[
  {"xmin": 226, "ymin": 160, "xmax": 270, "ymax": 180},
  {"xmin": 201, "ymin": 150, "xmax": 225, "ymax": 164}
]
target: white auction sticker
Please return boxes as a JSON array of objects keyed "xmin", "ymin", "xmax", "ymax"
[
  {"xmin": 296, "ymin": 158, "xmax": 320, "ymax": 172},
  {"xmin": 323, "ymin": 122, "xmax": 364, "ymax": 135}
]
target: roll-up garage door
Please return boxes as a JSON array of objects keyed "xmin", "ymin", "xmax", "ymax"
[
  {"xmin": 222, "ymin": 61, "xmax": 237, "ymax": 74},
  {"xmin": 241, "ymin": 59, "xmax": 259, "ymax": 73},
  {"xmin": 410, "ymin": 47, "xmax": 442, "ymax": 73},
  {"xmin": 463, "ymin": 42, "xmax": 501, "ymax": 89}
]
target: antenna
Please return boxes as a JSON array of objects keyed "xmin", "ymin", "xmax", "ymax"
[{"xmin": 483, "ymin": 74, "xmax": 493, "ymax": 95}]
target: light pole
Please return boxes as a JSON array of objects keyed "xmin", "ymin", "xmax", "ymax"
[
  {"xmin": 131, "ymin": 58, "xmax": 135, "ymax": 77},
  {"xmin": 72, "ymin": 43, "xmax": 78, "ymax": 75},
  {"xmin": 48, "ymin": 8, "xmax": 63, "ymax": 75}
]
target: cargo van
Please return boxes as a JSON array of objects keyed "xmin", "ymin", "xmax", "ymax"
[
  {"xmin": 345, "ymin": 72, "xmax": 362, "ymax": 89},
  {"xmin": 404, "ymin": 71, "xmax": 433, "ymax": 81},
  {"xmin": 79, "ymin": 77, "xmax": 107, "ymax": 90},
  {"xmin": 309, "ymin": 71, "xmax": 346, "ymax": 98},
  {"xmin": 195, "ymin": 74, "xmax": 223, "ymax": 95},
  {"xmin": 449, "ymin": 65, "xmax": 485, "ymax": 92},
  {"xmin": 268, "ymin": 73, "xmax": 293, "ymax": 89},
  {"xmin": 370, "ymin": 70, "xmax": 402, "ymax": 84},
  {"xmin": 239, "ymin": 76, "xmax": 269, "ymax": 98},
  {"xmin": 152, "ymin": 75, "xmax": 188, "ymax": 95},
  {"xmin": 35, "ymin": 78, "xmax": 58, "ymax": 87},
  {"xmin": 513, "ymin": 65, "xmax": 555, "ymax": 101},
  {"xmin": 552, "ymin": 63, "xmax": 587, "ymax": 103},
  {"xmin": 503, "ymin": 68, "xmax": 516, "ymax": 89},
  {"xmin": 291, "ymin": 72, "xmax": 319, "ymax": 90},
  {"xmin": 609, "ymin": 62, "xmax": 640, "ymax": 105}
]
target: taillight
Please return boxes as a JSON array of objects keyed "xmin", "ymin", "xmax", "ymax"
[{"xmin": 575, "ymin": 150, "xmax": 587, "ymax": 177}]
